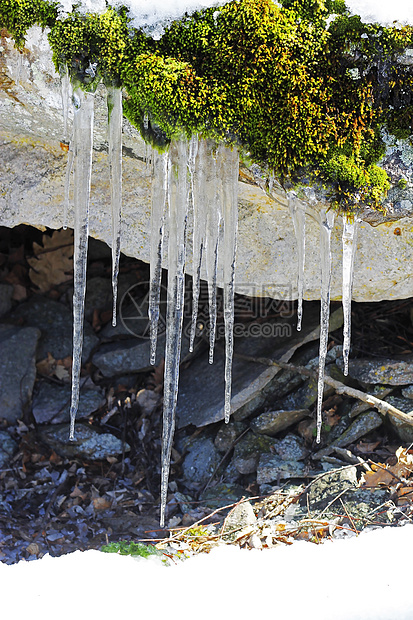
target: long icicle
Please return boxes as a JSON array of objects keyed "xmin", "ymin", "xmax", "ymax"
[
  {"xmin": 222, "ymin": 144, "xmax": 239, "ymax": 423},
  {"xmin": 316, "ymin": 208, "xmax": 335, "ymax": 443},
  {"xmin": 189, "ymin": 136, "xmax": 205, "ymax": 353},
  {"xmin": 288, "ymin": 192, "xmax": 306, "ymax": 331},
  {"xmin": 149, "ymin": 148, "xmax": 168, "ymax": 365},
  {"xmin": 61, "ymin": 65, "xmax": 72, "ymax": 231},
  {"xmin": 69, "ymin": 88, "xmax": 94, "ymax": 441},
  {"xmin": 107, "ymin": 86, "xmax": 123, "ymax": 327},
  {"xmin": 205, "ymin": 141, "xmax": 222, "ymax": 363},
  {"xmin": 160, "ymin": 139, "xmax": 189, "ymax": 527},
  {"xmin": 342, "ymin": 216, "xmax": 359, "ymax": 376}
]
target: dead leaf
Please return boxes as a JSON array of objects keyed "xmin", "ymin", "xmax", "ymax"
[
  {"xmin": 356, "ymin": 440, "xmax": 381, "ymax": 454},
  {"xmin": 37, "ymin": 353, "xmax": 71, "ymax": 383},
  {"xmin": 92, "ymin": 497, "xmax": 112, "ymax": 511},
  {"xmin": 28, "ymin": 229, "xmax": 73, "ymax": 293},
  {"xmin": 361, "ymin": 447, "xmax": 413, "ymax": 488}
]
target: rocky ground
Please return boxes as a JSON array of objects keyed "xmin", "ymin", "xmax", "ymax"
[{"xmin": 1, "ymin": 224, "xmax": 413, "ymax": 564}]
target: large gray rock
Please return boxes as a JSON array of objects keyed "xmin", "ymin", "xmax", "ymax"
[
  {"xmin": 1, "ymin": 29, "xmax": 413, "ymax": 303},
  {"xmin": 0, "ymin": 325, "xmax": 40, "ymax": 423}
]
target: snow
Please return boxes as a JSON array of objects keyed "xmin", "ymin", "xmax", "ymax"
[
  {"xmin": 57, "ymin": 0, "xmax": 229, "ymax": 38},
  {"xmin": 2, "ymin": 524, "xmax": 413, "ymax": 619},
  {"xmin": 345, "ymin": 1, "xmax": 413, "ymax": 25}
]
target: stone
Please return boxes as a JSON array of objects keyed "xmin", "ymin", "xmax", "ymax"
[
  {"xmin": 221, "ymin": 501, "xmax": 257, "ymax": 542},
  {"xmin": 0, "ymin": 431, "xmax": 18, "ymax": 468},
  {"xmin": 92, "ymin": 329, "xmax": 190, "ymax": 376},
  {"xmin": 199, "ymin": 484, "xmax": 249, "ymax": 511},
  {"xmin": 181, "ymin": 437, "xmax": 221, "ymax": 485},
  {"xmin": 214, "ymin": 421, "xmax": 247, "ymax": 453},
  {"xmin": 32, "ymin": 382, "xmax": 104, "ymax": 424},
  {"xmin": 314, "ymin": 411, "xmax": 383, "ymax": 459},
  {"xmin": 0, "ymin": 284, "xmax": 13, "ymax": 317},
  {"xmin": 2, "ymin": 29, "xmax": 413, "ymax": 305},
  {"xmin": 37, "ymin": 423, "xmax": 129, "ymax": 460},
  {"xmin": 177, "ymin": 307, "xmax": 343, "ymax": 428},
  {"xmin": 251, "ymin": 409, "xmax": 310, "ymax": 436},
  {"xmin": 11, "ymin": 296, "xmax": 98, "ymax": 362},
  {"xmin": 272, "ymin": 433, "xmax": 308, "ymax": 461},
  {"xmin": 340, "ymin": 358, "xmax": 413, "ymax": 385},
  {"xmin": 383, "ymin": 396, "xmax": 413, "ymax": 443},
  {"xmin": 401, "ymin": 385, "xmax": 413, "ymax": 399},
  {"xmin": 233, "ymin": 434, "xmax": 276, "ymax": 475},
  {"xmin": 256, "ymin": 454, "xmax": 310, "ymax": 485},
  {"xmin": 0, "ymin": 325, "xmax": 40, "ymax": 423}
]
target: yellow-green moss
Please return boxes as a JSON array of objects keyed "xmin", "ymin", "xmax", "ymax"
[{"xmin": 1, "ymin": 0, "xmax": 412, "ymax": 211}]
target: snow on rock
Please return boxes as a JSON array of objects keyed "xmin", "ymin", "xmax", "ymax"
[
  {"xmin": 2, "ymin": 524, "xmax": 413, "ymax": 619},
  {"xmin": 345, "ymin": 0, "xmax": 413, "ymax": 25}
]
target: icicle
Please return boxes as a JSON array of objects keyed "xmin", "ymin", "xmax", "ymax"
[
  {"xmin": 69, "ymin": 88, "xmax": 95, "ymax": 441},
  {"xmin": 204, "ymin": 141, "xmax": 222, "ymax": 363},
  {"xmin": 61, "ymin": 66, "xmax": 73, "ymax": 231},
  {"xmin": 160, "ymin": 139, "xmax": 189, "ymax": 527},
  {"xmin": 148, "ymin": 148, "xmax": 168, "ymax": 365},
  {"xmin": 188, "ymin": 136, "xmax": 204, "ymax": 353},
  {"xmin": 221, "ymin": 144, "xmax": 239, "ymax": 424},
  {"xmin": 288, "ymin": 192, "xmax": 306, "ymax": 331},
  {"xmin": 63, "ymin": 144, "xmax": 74, "ymax": 231},
  {"xmin": 316, "ymin": 208, "xmax": 335, "ymax": 443},
  {"xmin": 107, "ymin": 86, "xmax": 123, "ymax": 327},
  {"xmin": 60, "ymin": 65, "xmax": 70, "ymax": 143},
  {"xmin": 342, "ymin": 216, "xmax": 359, "ymax": 376}
]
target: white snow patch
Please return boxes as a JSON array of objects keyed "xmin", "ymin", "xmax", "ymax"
[
  {"xmin": 2, "ymin": 524, "xmax": 413, "ymax": 619},
  {"xmin": 345, "ymin": 0, "xmax": 413, "ymax": 25},
  {"xmin": 56, "ymin": 0, "xmax": 229, "ymax": 38}
]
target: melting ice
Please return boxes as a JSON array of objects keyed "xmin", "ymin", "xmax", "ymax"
[{"xmin": 68, "ymin": 88, "xmax": 94, "ymax": 441}]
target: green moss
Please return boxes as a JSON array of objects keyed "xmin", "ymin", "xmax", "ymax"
[
  {"xmin": 1, "ymin": 0, "xmax": 412, "ymax": 211},
  {"xmin": 101, "ymin": 540, "xmax": 165, "ymax": 559}
]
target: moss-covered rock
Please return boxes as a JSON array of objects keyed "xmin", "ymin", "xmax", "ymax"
[{"xmin": 1, "ymin": 0, "xmax": 412, "ymax": 210}]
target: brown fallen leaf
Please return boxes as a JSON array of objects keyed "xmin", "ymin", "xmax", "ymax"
[
  {"xmin": 361, "ymin": 447, "xmax": 413, "ymax": 488},
  {"xmin": 92, "ymin": 497, "xmax": 112, "ymax": 511},
  {"xmin": 37, "ymin": 353, "xmax": 71, "ymax": 383},
  {"xmin": 28, "ymin": 229, "xmax": 73, "ymax": 293}
]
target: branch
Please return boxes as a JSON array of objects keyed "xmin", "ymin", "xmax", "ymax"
[{"xmin": 234, "ymin": 353, "xmax": 413, "ymax": 427}]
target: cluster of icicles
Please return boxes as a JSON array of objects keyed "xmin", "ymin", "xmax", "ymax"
[{"xmin": 62, "ymin": 75, "xmax": 359, "ymax": 527}]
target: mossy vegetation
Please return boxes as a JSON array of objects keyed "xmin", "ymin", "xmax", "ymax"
[
  {"xmin": 1, "ymin": 0, "xmax": 412, "ymax": 211},
  {"xmin": 101, "ymin": 540, "xmax": 166, "ymax": 559}
]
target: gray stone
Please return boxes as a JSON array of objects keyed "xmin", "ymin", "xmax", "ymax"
[
  {"xmin": 11, "ymin": 296, "xmax": 98, "ymax": 362},
  {"xmin": 256, "ymin": 454, "xmax": 312, "ymax": 484},
  {"xmin": 251, "ymin": 408, "xmax": 309, "ymax": 436},
  {"xmin": 383, "ymin": 396, "xmax": 413, "ymax": 443},
  {"xmin": 37, "ymin": 423, "xmax": 129, "ymax": 460},
  {"xmin": 307, "ymin": 467, "xmax": 358, "ymax": 507},
  {"xmin": 0, "ymin": 431, "xmax": 18, "ymax": 468},
  {"xmin": 32, "ymin": 382, "xmax": 104, "ymax": 424},
  {"xmin": 314, "ymin": 411, "xmax": 383, "ymax": 459},
  {"xmin": 92, "ymin": 328, "xmax": 190, "ymax": 375},
  {"xmin": 199, "ymin": 484, "xmax": 249, "ymax": 511},
  {"xmin": 177, "ymin": 307, "xmax": 343, "ymax": 428},
  {"xmin": 221, "ymin": 501, "xmax": 257, "ymax": 542},
  {"xmin": 272, "ymin": 433, "xmax": 308, "ymax": 461},
  {"xmin": 0, "ymin": 326, "xmax": 40, "ymax": 423},
  {"xmin": 0, "ymin": 284, "xmax": 13, "ymax": 317},
  {"xmin": 233, "ymin": 434, "xmax": 276, "ymax": 475},
  {"xmin": 214, "ymin": 421, "xmax": 247, "ymax": 453},
  {"xmin": 2, "ymin": 29, "xmax": 413, "ymax": 305},
  {"xmin": 181, "ymin": 437, "xmax": 221, "ymax": 485},
  {"xmin": 340, "ymin": 358, "xmax": 413, "ymax": 385},
  {"xmin": 401, "ymin": 385, "xmax": 413, "ymax": 399}
]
